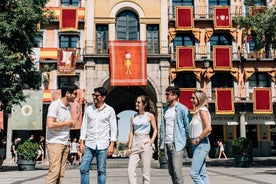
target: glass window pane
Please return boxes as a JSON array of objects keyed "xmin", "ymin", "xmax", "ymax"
[
  {"xmin": 34, "ymin": 35, "xmax": 42, "ymax": 48},
  {"xmin": 59, "ymin": 35, "xmax": 79, "ymax": 48},
  {"xmin": 209, "ymin": 0, "xmax": 230, "ymax": 6},
  {"xmin": 174, "ymin": 73, "xmax": 196, "ymax": 88},
  {"xmin": 172, "ymin": 0, "xmax": 193, "ymax": 6},
  {"xmin": 96, "ymin": 25, "xmax": 108, "ymax": 53},
  {"xmin": 116, "ymin": 11, "xmax": 139, "ymax": 40},
  {"xmin": 61, "ymin": 0, "xmax": 79, "ymax": 7},
  {"xmin": 147, "ymin": 25, "xmax": 159, "ymax": 54},
  {"xmin": 248, "ymin": 73, "xmax": 270, "ymax": 87},
  {"xmin": 211, "ymin": 73, "xmax": 233, "ymax": 88}
]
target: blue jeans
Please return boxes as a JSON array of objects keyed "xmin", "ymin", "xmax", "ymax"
[
  {"xmin": 80, "ymin": 146, "xmax": 107, "ymax": 184},
  {"xmin": 190, "ymin": 138, "xmax": 210, "ymax": 184}
]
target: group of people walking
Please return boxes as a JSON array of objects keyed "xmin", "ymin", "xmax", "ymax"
[{"xmin": 45, "ymin": 84, "xmax": 212, "ymax": 184}]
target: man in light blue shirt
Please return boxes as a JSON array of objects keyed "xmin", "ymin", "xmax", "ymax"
[
  {"xmin": 79, "ymin": 87, "xmax": 117, "ymax": 184},
  {"xmin": 160, "ymin": 86, "xmax": 191, "ymax": 184}
]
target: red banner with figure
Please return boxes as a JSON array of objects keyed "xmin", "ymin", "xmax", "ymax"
[
  {"xmin": 179, "ymin": 88, "xmax": 195, "ymax": 112},
  {"xmin": 215, "ymin": 88, "xmax": 234, "ymax": 114},
  {"xmin": 109, "ymin": 41, "xmax": 147, "ymax": 86},
  {"xmin": 60, "ymin": 8, "xmax": 78, "ymax": 30},
  {"xmin": 176, "ymin": 46, "xmax": 195, "ymax": 71},
  {"xmin": 213, "ymin": 6, "xmax": 231, "ymax": 30},
  {"xmin": 175, "ymin": 6, "xmax": 194, "ymax": 30},
  {"xmin": 57, "ymin": 48, "xmax": 76, "ymax": 75},
  {"xmin": 253, "ymin": 88, "xmax": 272, "ymax": 114},
  {"xmin": 213, "ymin": 46, "xmax": 232, "ymax": 70}
]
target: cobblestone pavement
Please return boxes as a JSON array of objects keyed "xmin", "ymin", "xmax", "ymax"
[{"xmin": 0, "ymin": 157, "xmax": 276, "ymax": 184}]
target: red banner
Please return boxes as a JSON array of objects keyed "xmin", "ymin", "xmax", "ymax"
[
  {"xmin": 179, "ymin": 88, "xmax": 195, "ymax": 112},
  {"xmin": 215, "ymin": 88, "xmax": 234, "ymax": 114},
  {"xmin": 109, "ymin": 41, "xmax": 147, "ymax": 86},
  {"xmin": 213, "ymin": 6, "xmax": 231, "ymax": 30},
  {"xmin": 57, "ymin": 48, "xmax": 76, "ymax": 75},
  {"xmin": 175, "ymin": 6, "xmax": 194, "ymax": 30},
  {"xmin": 253, "ymin": 88, "xmax": 272, "ymax": 114},
  {"xmin": 60, "ymin": 8, "xmax": 78, "ymax": 30},
  {"xmin": 176, "ymin": 46, "xmax": 195, "ymax": 71},
  {"xmin": 213, "ymin": 46, "xmax": 232, "ymax": 70}
]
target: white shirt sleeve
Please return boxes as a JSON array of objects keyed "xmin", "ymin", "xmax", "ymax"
[
  {"xmin": 109, "ymin": 108, "xmax": 117, "ymax": 142},
  {"xmin": 79, "ymin": 107, "xmax": 88, "ymax": 140}
]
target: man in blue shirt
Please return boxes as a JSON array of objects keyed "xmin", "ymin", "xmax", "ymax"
[{"xmin": 160, "ymin": 86, "xmax": 191, "ymax": 184}]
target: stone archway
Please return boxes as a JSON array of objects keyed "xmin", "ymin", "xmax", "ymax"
[
  {"xmin": 103, "ymin": 84, "xmax": 158, "ymax": 158},
  {"xmin": 105, "ymin": 86, "xmax": 157, "ymax": 114}
]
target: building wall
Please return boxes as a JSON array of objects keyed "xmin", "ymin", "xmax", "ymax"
[{"xmin": 23, "ymin": 0, "xmax": 276, "ymax": 157}]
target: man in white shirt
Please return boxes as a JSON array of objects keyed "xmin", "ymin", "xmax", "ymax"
[
  {"xmin": 79, "ymin": 87, "xmax": 117, "ymax": 184},
  {"xmin": 45, "ymin": 85, "xmax": 78, "ymax": 184}
]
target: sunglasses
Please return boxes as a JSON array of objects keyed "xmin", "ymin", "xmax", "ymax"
[{"xmin": 92, "ymin": 93, "xmax": 102, "ymax": 98}]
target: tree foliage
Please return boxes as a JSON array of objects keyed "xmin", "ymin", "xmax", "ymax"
[
  {"xmin": 0, "ymin": 0, "xmax": 52, "ymax": 110},
  {"xmin": 234, "ymin": 4, "xmax": 276, "ymax": 52}
]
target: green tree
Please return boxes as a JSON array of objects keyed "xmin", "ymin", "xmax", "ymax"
[
  {"xmin": 234, "ymin": 3, "xmax": 276, "ymax": 52},
  {"xmin": 118, "ymin": 142, "xmax": 128, "ymax": 151},
  {"xmin": 0, "ymin": 0, "xmax": 53, "ymax": 110}
]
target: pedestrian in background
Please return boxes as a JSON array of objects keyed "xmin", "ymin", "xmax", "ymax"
[
  {"xmin": 70, "ymin": 138, "xmax": 79, "ymax": 165},
  {"xmin": 79, "ymin": 87, "xmax": 117, "ymax": 184},
  {"xmin": 11, "ymin": 137, "xmax": 20, "ymax": 165},
  {"xmin": 37, "ymin": 136, "xmax": 45, "ymax": 164},
  {"xmin": 189, "ymin": 90, "xmax": 212, "ymax": 184},
  {"xmin": 127, "ymin": 95, "xmax": 158, "ymax": 184},
  {"xmin": 218, "ymin": 139, "xmax": 227, "ymax": 159},
  {"xmin": 160, "ymin": 86, "xmax": 191, "ymax": 184},
  {"xmin": 45, "ymin": 85, "xmax": 78, "ymax": 184}
]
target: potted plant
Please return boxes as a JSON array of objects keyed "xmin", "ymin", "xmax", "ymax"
[
  {"xmin": 231, "ymin": 137, "xmax": 253, "ymax": 168},
  {"xmin": 17, "ymin": 140, "xmax": 39, "ymax": 171}
]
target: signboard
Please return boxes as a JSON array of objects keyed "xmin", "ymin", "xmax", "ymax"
[{"xmin": 210, "ymin": 113, "xmax": 275, "ymax": 125}]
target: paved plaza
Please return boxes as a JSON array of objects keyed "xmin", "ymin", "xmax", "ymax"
[{"xmin": 1, "ymin": 157, "xmax": 276, "ymax": 184}]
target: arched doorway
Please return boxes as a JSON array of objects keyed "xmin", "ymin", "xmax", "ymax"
[{"xmin": 104, "ymin": 85, "xmax": 158, "ymax": 158}]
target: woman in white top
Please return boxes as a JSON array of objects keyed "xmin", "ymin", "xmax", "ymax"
[
  {"xmin": 189, "ymin": 90, "xmax": 212, "ymax": 184},
  {"xmin": 127, "ymin": 95, "xmax": 158, "ymax": 184},
  {"xmin": 218, "ymin": 140, "xmax": 227, "ymax": 159}
]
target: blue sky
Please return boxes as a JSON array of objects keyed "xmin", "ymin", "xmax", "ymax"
[{"xmin": 117, "ymin": 110, "xmax": 136, "ymax": 142}]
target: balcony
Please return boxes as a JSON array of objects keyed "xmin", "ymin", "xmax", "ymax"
[
  {"xmin": 39, "ymin": 47, "xmax": 83, "ymax": 62},
  {"xmin": 171, "ymin": 44, "xmax": 275, "ymax": 61},
  {"xmin": 168, "ymin": 5, "xmax": 265, "ymax": 20},
  {"xmin": 201, "ymin": 86, "xmax": 275, "ymax": 103},
  {"xmin": 47, "ymin": 7, "xmax": 85, "ymax": 22},
  {"xmin": 84, "ymin": 40, "xmax": 166, "ymax": 55}
]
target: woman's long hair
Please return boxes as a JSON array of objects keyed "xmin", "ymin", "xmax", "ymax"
[
  {"xmin": 193, "ymin": 90, "xmax": 208, "ymax": 112},
  {"xmin": 138, "ymin": 95, "xmax": 157, "ymax": 118}
]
